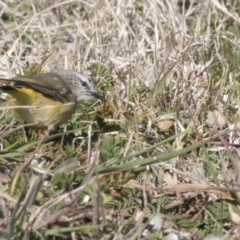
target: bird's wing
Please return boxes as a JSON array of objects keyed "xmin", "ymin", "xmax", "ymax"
[{"xmin": 1, "ymin": 72, "xmax": 73, "ymax": 102}]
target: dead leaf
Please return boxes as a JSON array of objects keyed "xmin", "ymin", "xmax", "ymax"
[
  {"xmin": 163, "ymin": 172, "xmax": 178, "ymax": 185},
  {"xmin": 228, "ymin": 203, "xmax": 240, "ymax": 224},
  {"xmin": 156, "ymin": 120, "xmax": 174, "ymax": 131},
  {"xmin": 206, "ymin": 110, "xmax": 227, "ymax": 129}
]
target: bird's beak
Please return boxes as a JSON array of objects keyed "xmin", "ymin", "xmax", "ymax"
[{"xmin": 91, "ymin": 92, "xmax": 106, "ymax": 102}]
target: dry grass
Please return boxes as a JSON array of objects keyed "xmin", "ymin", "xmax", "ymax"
[{"xmin": 1, "ymin": 0, "xmax": 240, "ymax": 239}]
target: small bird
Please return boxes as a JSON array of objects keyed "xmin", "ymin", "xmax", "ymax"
[{"xmin": 0, "ymin": 69, "xmax": 104, "ymax": 131}]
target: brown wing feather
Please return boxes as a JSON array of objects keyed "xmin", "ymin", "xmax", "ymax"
[{"xmin": 0, "ymin": 72, "xmax": 74, "ymax": 102}]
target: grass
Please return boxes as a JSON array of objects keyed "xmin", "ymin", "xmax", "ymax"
[{"xmin": 0, "ymin": 0, "xmax": 240, "ymax": 239}]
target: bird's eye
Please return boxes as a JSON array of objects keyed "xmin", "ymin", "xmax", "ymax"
[{"xmin": 81, "ymin": 81, "xmax": 87, "ymax": 87}]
